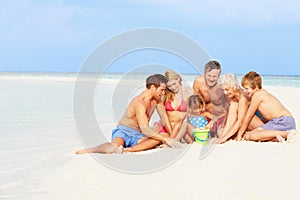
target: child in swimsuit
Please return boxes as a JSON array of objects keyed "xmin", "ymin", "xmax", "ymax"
[
  {"xmin": 237, "ymin": 71, "xmax": 296, "ymax": 142},
  {"xmin": 183, "ymin": 94, "xmax": 213, "ymax": 143}
]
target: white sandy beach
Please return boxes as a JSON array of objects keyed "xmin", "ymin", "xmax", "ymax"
[{"xmin": 1, "ymin": 76, "xmax": 300, "ymax": 200}]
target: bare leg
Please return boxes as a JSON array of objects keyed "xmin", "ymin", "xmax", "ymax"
[
  {"xmin": 287, "ymin": 130, "xmax": 297, "ymax": 143},
  {"xmin": 217, "ymin": 127, "xmax": 225, "ymax": 138},
  {"xmin": 206, "ymin": 102, "xmax": 213, "ymax": 114},
  {"xmin": 244, "ymin": 129, "xmax": 289, "ymax": 142},
  {"xmin": 75, "ymin": 138, "xmax": 124, "ymax": 154},
  {"xmin": 174, "ymin": 121, "xmax": 188, "ymax": 141},
  {"xmin": 272, "ymin": 130, "xmax": 296, "ymax": 143},
  {"xmin": 184, "ymin": 134, "xmax": 194, "ymax": 144},
  {"xmin": 176, "ymin": 123, "xmax": 194, "ymax": 144},
  {"xmin": 125, "ymin": 138, "xmax": 162, "ymax": 152},
  {"xmin": 236, "ymin": 116, "xmax": 265, "ymax": 141},
  {"xmin": 248, "ymin": 115, "xmax": 265, "ymax": 131},
  {"xmin": 125, "ymin": 132, "xmax": 171, "ymax": 152},
  {"xmin": 184, "ymin": 126, "xmax": 194, "ymax": 144},
  {"xmin": 276, "ymin": 135, "xmax": 286, "ymax": 143}
]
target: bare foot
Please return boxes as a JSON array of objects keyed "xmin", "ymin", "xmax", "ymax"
[
  {"xmin": 116, "ymin": 146, "xmax": 124, "ymax": 154},
  {"xmin": 76, "ymin": 143, "xmax": 124, "ymax": 154},
  {"xmin": 276, "ymin": 135, "xmax": 286, "ymax": 143},
  {"xmin": 75, "ymin": 149, "xmax": 89, "ymax": 154},
  {"xmin": 287, "ymin": 130, "xmax": 297, "ymax": 143},
  {"xmin": 216, "ymin": 137, "xmax": 227, "ymax": 144},
  {"xmin": 157, "ymin": 143, "xmax": 168, "ymax": 148}
]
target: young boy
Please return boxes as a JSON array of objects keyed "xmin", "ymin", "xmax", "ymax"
[{"xmin": 236, "ymin": 71, "xmax": 296, "ymax": 142}]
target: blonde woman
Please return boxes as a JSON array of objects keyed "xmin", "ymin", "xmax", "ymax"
[
  {"xmin": 154, "ymin": 70, "xmax": 193, "ymax": 140},
  {"xmin": 216, "ymin": 73, "xmax": 265, "ymax": 144}
]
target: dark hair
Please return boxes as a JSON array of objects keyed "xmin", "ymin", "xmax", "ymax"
[
  {"xmin": 204, "ymin": 60, "xmax": 222, "ymax": 73},
  {"xmin": 188, "ymin": 94, "xmax": 205, "ymax": 109},
  {"xmin": 241, "ymin": 71, "xmax": 262, "ymax": 89},
  {"xmin": 146, "ymin": 74, "xmax": 167, "ymax": 89}
]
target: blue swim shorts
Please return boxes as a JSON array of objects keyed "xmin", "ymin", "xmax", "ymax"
[
  {"xmin": 260, "ymin": 116, "xmax": 296, "ymax": 131},
  {"xmin": 111, "ymin": 125, "xmax": 145, "ymax": 148}
]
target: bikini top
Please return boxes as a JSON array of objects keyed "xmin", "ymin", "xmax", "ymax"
[{"xmin": 165, "ymin": 100, "xmax": 188, "ymax": 112}]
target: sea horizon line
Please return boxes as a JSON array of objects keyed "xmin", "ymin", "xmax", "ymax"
[{"xmin": 0, "ymin": 71, "xmax": 299, "ymax": 77}]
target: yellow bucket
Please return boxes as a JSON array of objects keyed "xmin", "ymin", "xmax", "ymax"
[{"xmin": 193, "ymin": 129, "xmax": 210, "ymax": 144}]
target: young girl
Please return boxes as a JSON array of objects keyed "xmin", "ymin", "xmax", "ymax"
[{"xmin": 176, "ymin": 94, "xmax": 213, "ymax": 144}]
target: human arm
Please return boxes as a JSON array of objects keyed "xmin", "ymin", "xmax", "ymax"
[
  {"xmin": 156, "ymin": 101, "xmax": 172, "ymax": 134},
  {"xmin": 169, "ymin": 123, "xmax": 181, "ymax": 138},
  {"xmin": 135, "ymin": 103, "xmax": 181, "ymax": 148},
  {"xmin": 236, "ymin": 94, "xmax": 261, "ymax": 140},
  {"xmin": 216, "ymin": 102, "xmax": 238, "ymax": 143},
  {"xmin": 218, "ymin": 96, "xmax": 250, "ymax": 143},
  {"xmin": 169, "ymin": 112, "xmax": 188, "ymax": 138},
  {"xmin": 213, "ymin": 87, "xmax": 227, "ymax": 106},
  {"xmin": 201, "ymin": 112, "xmax": 214, "ymax": 129},
  {"xmin": 174, "ymin": 120, "xmax": 189, "ymax": 141},
  {"xmin": 193, "ymin": 77, "xmax": 210, "ymax": 102},
  {"xmin": 228, "ymin": 97, "xmax": 249, "ymax": 141}
]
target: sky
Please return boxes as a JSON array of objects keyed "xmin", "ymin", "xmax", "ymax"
[{"xmin": 0, "ymin": 0, "xmax": 300, "ymax": 75}]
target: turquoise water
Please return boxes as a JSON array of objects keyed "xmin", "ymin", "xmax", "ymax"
[{"xmin": 1, "ymin": 72, "xmax": 300, "ymax": 87}]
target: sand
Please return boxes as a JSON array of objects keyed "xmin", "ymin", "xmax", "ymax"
[{"xmin": 0, "ymin": 77, "xmax": 300, "ymax": 200}]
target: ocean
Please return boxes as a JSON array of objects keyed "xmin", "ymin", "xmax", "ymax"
[{"xmin": 1, "ymin": 72, "xmax": 300, "ymax": 87}]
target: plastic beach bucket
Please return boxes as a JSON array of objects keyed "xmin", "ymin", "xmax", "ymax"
[{"xmin": 193, "ymin": 129, "xmax": 210, "ymax": 144}]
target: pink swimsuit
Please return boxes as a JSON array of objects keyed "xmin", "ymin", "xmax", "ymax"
[{"xmin": 165, "ymin": 100, "xmax": 188, "ymax": 112}]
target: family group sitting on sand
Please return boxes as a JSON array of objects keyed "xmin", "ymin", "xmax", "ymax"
[{"xmin": 76, "ymin": 60, "xmax": 297, "ymax": 154}]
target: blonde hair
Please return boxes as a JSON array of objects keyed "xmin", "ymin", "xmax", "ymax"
[
  {"xmin": 164, "ymin": 70, "xmax": 182, "ymax": 102},
  {"xmin": 218, "ymin": 73, "xmax": 240, "ymax": 91}
]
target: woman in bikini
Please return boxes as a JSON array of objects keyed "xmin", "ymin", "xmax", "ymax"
[{"xmin": 154, "ymin": 70, "xmax": 193, "ymax": 139}]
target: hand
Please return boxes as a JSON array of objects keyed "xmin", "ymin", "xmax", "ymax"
[
  {"xmin": 205, "ymin": 122, "xmax": 212, "ymax": 129},
  {"xmin": 216, "ymin": 137, "xmax": 226, "ymax": 144},
  {"xmin": 164, "ymin": 138, "xmax": 183, "ymax": 149},
  {"xmin": 236, "ymin": 135, "xmax": 242, "ymax": 141},
  {"xmin": 243, "ymin": 132, "xmax": 251, "ymax": 140}
]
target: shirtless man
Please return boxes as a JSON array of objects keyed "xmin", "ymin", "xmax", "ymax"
[
  {"xmin": 193, "ymin": 60, "xmax": 227, "ymax": 135},
  {"xmin": 76, "ymin": 74, "xmax": 182, "ymax": 154}
]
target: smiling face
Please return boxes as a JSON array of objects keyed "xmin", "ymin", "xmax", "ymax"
[
  {"xmin": 222, "ymin": 83, "xmax": 235, "ymax": 99},
  {"xmin": 204, "ymin": 69, "xmax": 221, "ymax": 87},
  {"xmin": 190, "ymin": 103, "xmax": 204, "ymax": 115},
  {"xmin": 166, "ymin": 78, "xmax": 181, "ymax": 94},
  {"xmin": 153, "ymin": 83, "xmax": 166, "ymax": 100},
  {"xmin": 188, "ymin": 94, "xmax": 206, "ymax": 115},
  {"xmin": 243, "ymin": 85, "xmax": 256, "ymax": 97}
]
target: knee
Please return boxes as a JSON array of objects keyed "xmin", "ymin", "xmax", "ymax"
[
  {"xmin": 249, "ymin": 132, "xmax": 259, "ymax": 141},
  {"xmin": 243, "ymin": 131, "xmax": 256, "ymax": 141},
  {"xmin": 161, "ymin": 132, "xmax": 169, "ymax": 137}
]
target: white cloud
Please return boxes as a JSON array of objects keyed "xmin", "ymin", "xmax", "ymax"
[
  {"xmin": 123, "ymin": 0, "xmax": 300, "ymax": 25},
  {"xmin": 1, "ymin": 0, "xmax": 299, "ymax": 45},
  {"xmin": 0, "ymin": 0, "xmax": 94, "ymax": 43}
]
